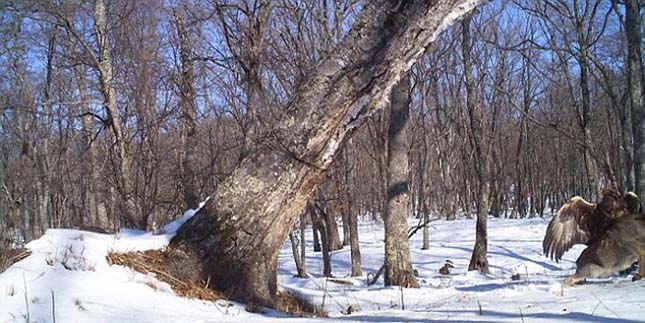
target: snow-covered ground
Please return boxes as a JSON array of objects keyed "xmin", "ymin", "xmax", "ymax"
[{"xmin": 1, "ymin": 212, "xmax": 644, "ymax": 323}]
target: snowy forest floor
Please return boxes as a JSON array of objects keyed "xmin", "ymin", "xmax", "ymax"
[{"xmin": 1, "ymin": 212, "xmax": 644, "ymax": 323}]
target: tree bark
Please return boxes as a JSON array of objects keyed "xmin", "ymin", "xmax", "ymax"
[
  {"xmin": 383, "ymin": 75, "xmax": 419, "ymax": 288},
  {"xmin": 166, "ymin": 0, "xmax": 483, "ymax": 307}
]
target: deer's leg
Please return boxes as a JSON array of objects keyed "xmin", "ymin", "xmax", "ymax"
[{"xmin": 633, "ymin": 250, "xmax": 645, "ymax": 281}]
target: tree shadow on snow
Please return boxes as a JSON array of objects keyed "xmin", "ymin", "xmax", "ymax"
[
  {"xmin": 454, "ymin": 280, "xmax": 551, "ymax": 292},
  {"xmin": 494, "ymin": 246, "xmax": 563, "ymax": 271},
  {"xmin": 334, "ymin": 316, "xmax": 506, "ymax": 323},
  {"xmin": 429, "ymin": 309, "xmax": 643, "ymax": 323}
]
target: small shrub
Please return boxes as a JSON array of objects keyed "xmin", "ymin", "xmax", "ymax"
[
  {"xmin": 6, "ymin": 284, "xmax": 15, "ymax": 296},
  {"xmin": 74, "ymin": 298, "xmax": 86, "ymax": 311}
]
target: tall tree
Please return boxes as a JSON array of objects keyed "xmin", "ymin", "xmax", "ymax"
[
  {"xmin": 463, "ymin": 16, "xmax": 489, "ymax": 273},
  {"xmin": 74, "ymin": 65, "xmax": 105, "ymax": 228},
  {"xmin": 93, "ymin": 0, "xmax": 138, "ymax": 227},
  {"xmin": 624, "ymin": 0, "xmax": 645, "ymax": 196},
  {"xmin": 164, "ymin": 0, "xmax": 483, "ymax": 307},
  {"xmin": 173, "ymin": 7, "xmax": 200, "ymax": 209},
  {"xmin": 344, "ymin": 144, "xmax": 362, "ymax": 276},
  {"xmin": 383, "ymin": 75, "xmax": 419, "ymax": 288}
]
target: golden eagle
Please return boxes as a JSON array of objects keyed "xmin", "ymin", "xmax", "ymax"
[{"xmin": 542, "ymin": 187, "xmax": 644, "ymax": 285}]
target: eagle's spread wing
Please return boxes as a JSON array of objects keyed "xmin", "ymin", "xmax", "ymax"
[{"xmin": 543, "ymin": 197, "xmax": 595, "ymax": 262}]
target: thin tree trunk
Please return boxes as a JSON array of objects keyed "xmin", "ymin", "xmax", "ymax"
[
  {"xmin": 312, "ymin": 214, "xmax": 322, "ymax": 252},
  {"xmin": 173, "ymin": 8, "xmax": 199, "ymax": 210},
  {"xmin": 233, "ymin": 1, "xmax": 273, "ymax": 162},
  {"xmin": 165, "ymin": 0, "xmax": 482, "ymax": 307},
  {"xmin": 74, "ymin": 68, "xmax": 104, "ymax": 228},
  {"xmin": 309, "ymin": 202, "xmax": 332, "ymax": 277},
  {"xmin": 299, "ymin": 212, "xmax": 308, "ymax": 276},
  {"xmin": 345, "ymin": 144, "xmax": 362, "ymax": 276},
  {"xmin": 94, "ymin": 0, "xmax": 138, "ymax": 228},
  {"xmin": 625, "ymin": 0, "xmax": 645, "ymax": 196},
  {"xmin": 383, "ymin": 75, "xmax": 419, "ymax": 288},
  {"xmin": 341, "ymin": 212, "xmax": 351, "ymax": 246},
  {"xmin": 418, "ymin": 153, "xmax": 430, "ymax": 249},
  {"xmin": 348, "ymin": 211, "xmax": 362, "ymax": 277},
  {"xmin": 37, "ymin": 28, "xmax": 55, "ymax": 232},
  {"xmin": 573, "ymin": 7, "xmax": 599, "ymax": 199},
  {"xmin": 418, "ymin": 93, "xmax": 431, "ymax": 248},
  {"xmin": 319, "ymin": 203, "xmax": 343, "ymax": 251},
  {"xmin": 288, "ymin": 227, "xmax": 309, "ymax": 278},
  {"xmin": 463, "ymin": 16, "xmax": 489, "ymax": 274}
]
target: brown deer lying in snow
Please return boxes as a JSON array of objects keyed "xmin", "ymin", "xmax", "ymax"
[{"xmin": 542, "ymin": 187, "xmax": 645, "ymax": 286}]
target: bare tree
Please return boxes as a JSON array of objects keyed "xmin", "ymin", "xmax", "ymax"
[
  {"xmin": 92, "ymin": 0, "xmax": 138, "ymax": 227},
  {"xmin": 462, "ymin": 16, "xmax": 489, "ymax": 273},
  {"xmin": 343, "ymin": 144, "xmax": 362, "ymax": 276},
  {"xmin": 382, "ymin": 75, "xmax": 419, "ymax": 287},
  {"xmin": 622, "ymin": 0, "xmax": 645, "ymax": 196},
  {"xmin": 173, "ymin": 7, "xmax": 200, "ymax": 209},
  {"xmin": 288, "ymin": 212, "xmax": 309, "ymax": 278}
]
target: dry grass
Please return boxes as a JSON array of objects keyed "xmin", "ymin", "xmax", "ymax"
[
  {"xmin": 326, "ymin": 278, "xmax": 355, "ymax": 285},
  {"xmin": 107, "ymin": 250, "xmax": 326, "ymax": 317},
  {"xmin": 106, "ymin": 250, "xmax": 224, "ymax": 301},
  {"xmin": 0, "ymin": 249, "xmax": 32, "ymax": 273},
  {"xmin": 277, "ymin": 290, "xmax": 328, "ymax": 317}
]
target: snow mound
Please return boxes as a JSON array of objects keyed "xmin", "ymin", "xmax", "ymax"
[{"xmin": 0, "ymin": 200, "xmax": 273, "ymax": 323}]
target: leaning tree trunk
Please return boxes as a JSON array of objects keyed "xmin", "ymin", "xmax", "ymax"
[
  {"xmin": 166, "ymin": 0, "xmax": 483, "ymax": 307},
  {"xmin": 383, "ymin": 75, "xmax": 419, "ymax": 288}
]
